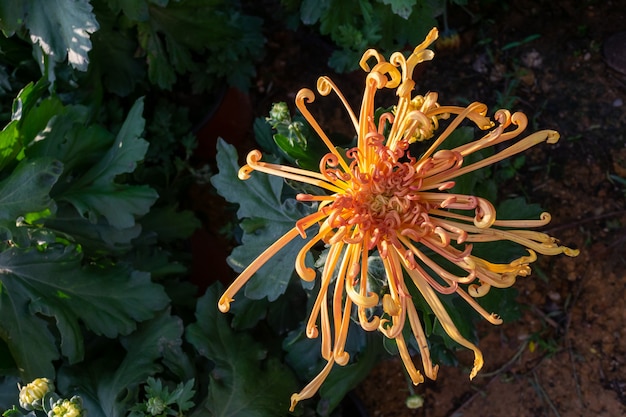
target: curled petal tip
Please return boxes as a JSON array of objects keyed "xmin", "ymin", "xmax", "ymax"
[
  {"xmin": 245, "ymin": 149, "xmax": 263, "ymax": 164},
  {"xmin": 489, "ymin": 313, "xmax": 503, "ymax": 325},
  {"xmin": 409, "ymin": 370, "xmax": 425, "ymax": 385},
  {"xmin": 334, "ymin": 351, "xmax": 350, "ymax": 366},
  {"xmin": 238, "ymin": 165, "xmax": 253, "ymax": 180},
  {"xmin": 218, "ymin": 296, "xmax": 232, "ymax": 313},
  {"xmin": 546, "ymin": 130, "xmax": 560, "ymax": 143},
  {"xmin": 289, "ymin": 395, "xmax": 299, "ymax": 412},
  {"xmin": 297, "ymin": 266, "xmax": 317, "ymax": 281},
  {"xmin": 306, "ymin": 325, "xmax": 319, "ymax": 339},
  {"xmin": 469, "ymin": 356, "xmax": 484, "ymax": 380}
]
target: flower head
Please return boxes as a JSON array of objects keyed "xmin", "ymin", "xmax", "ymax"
[
  {"xmin": 19, "ymin": 377, "xmax": 55, "ymax": 411},
  {"xmin": 218, "ymin": 27, "xmax": 578, "ymax": 411},
  {"xmin": 48, "ymin": 396, "xmax": 85, "ymax": 417}
]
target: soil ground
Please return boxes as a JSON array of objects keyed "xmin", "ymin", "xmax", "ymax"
[{"xmin": 243, "ymin": 1, "xmax": 626, "ymax": 416}]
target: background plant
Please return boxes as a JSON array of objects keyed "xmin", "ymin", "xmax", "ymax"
[
  {"xmin": 0, "ymin": 1, "xmax": 305, "ymax": 416},
  {"xmin": 279, "ymin": 0, "xmax": 470, "ymax": 72}
]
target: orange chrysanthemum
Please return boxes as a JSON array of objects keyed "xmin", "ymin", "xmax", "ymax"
[{"xmin": 218, "ymin": 28, "xmax": 578, "ymax": 411}]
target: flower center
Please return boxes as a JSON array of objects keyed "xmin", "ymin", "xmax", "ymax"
[{"xmin": 326, "ymin": 155, "xmax": 433, "ymax": 248}]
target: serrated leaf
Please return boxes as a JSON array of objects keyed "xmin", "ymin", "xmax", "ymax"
[
  {"xmin": 25, "ymin": 106, "xmax": 115, "ymax": 185},
  {"xmin": 24, "ymin": 0, "xmax": 99, "ymax": 71},
  {"xmin": 0, "ymin": 79, "xmax": 49, "ymax": 170},
  {"xmin": 42, "ymin": 204, "xmax": 141, "ymax": 253},
  {"xmin": 227, "ymin": 219, "xmax": 315, "ymax": 302},
  {"xmin": 134, "ymin": 0, "xmax": 263, "ymax": 90},
  {"xmin": 300, "ymin": 0, "xmax": 325, "ymax": 25},
  {"xmin": 63, "ymin": 183, "xmax": 158, "ymax": 229},
  {"xmin": 74, "ymin": 98, "xmax": 147, "ymax": 186},
  {"xmin": 0, "ymin": 281, "xmax": 60, "ymax": 379},
  {"xmin": 381, "ymin": 0, "xmax": 416, "ymax": 19},
  {"xmin": 0, "ymin": 158, "xmax": 62, "ymax": 223},
  {"xmin": 59, "ymin": 98, "xmax": 159, "ymax": 229},
  {"xmin": 107, "ymin": 0, "xmax": 150, "ymax": 21},
  {"xmin": 211, "ymin": 138, "xmax": 302, "ymax": 222},
  {"xmin": 211, "ymin": 139, "xmax": 316, "ymax": 301},
  {"xmin": 96, "ymin": 311, "xmax": 184, "ymax": 417},
  {"xmin": 186, "ymin": 284, "xmax": 298, "ymax": 416},
  {"xmin": 140, "ymin": 205, "xmax": 200, "ymax": 241},
  {"xmin": 0, "ymin": 244, "xmax": 169, "ymax": 380},
  {"xmin": 56, "ymin": 310, "xmax": 185, "ymax": 417},
  {"xmin": 88, "ymin": 11, "xmax": 146, "ymax": 96}
]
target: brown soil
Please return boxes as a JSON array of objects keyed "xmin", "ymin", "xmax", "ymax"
[{"xmin": 244, "ymin": 1, "xmax": 626, "ymax": 416}]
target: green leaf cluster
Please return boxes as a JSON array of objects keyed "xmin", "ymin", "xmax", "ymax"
[
  {"xmin": 284, "ymin": 0, "xmax": 444, "ymax": 72},
  {"xmin": 0, "ymin": 2, "xmax": 330, "ymax": 415},
  {"xmin": 187, "ymin": 284, "xmax": 300, "ymax": 416},
  {"xmin": 0, "ymin": 0, "xmax": 265, "ymax": 94},
  {"xmin": 0, "ymin": 80, "xmax": 171, "ymax": 381},
  {"xmin": 129, "ymin": 377, "xmax": 195, "ymax": 417},
  {"xmin": 0, "ymin": 0, "xmax": 99, "ymax": 72}
]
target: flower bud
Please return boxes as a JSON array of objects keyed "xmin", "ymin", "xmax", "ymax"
[
  {"xmin": 48, "ymin": 396, "xmax": 85, "ymax": 417},
  {"xmin": 146, "ymin": 397, "xmax": 167, "ymax": 416},
  {"xmin": 18, "ymin": 378, "xmax": 55, "ymax": 411}
]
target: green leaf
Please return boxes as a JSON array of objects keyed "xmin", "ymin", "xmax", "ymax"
[
  {"xmin": 0, "ymin": 244, "xmax": 169, "ymax": 380},
  {"xmin": 60, "ymin": 98, "xmax": 159, "ymax": 229},
  {"xmin": 72, "ymin": 98, "xmax": 147, "ymax": 186},
  {"xmin": 23, "ymin": 0, "xmax": 99, "ymax": 71},
  {"xmin": 42, "ymin": 205, "xmax": 142, "ymax": 254},
  {"xmin": 132, "ymin": 0, "xmax": 263, "ymax": 90},
  {"xmin": 497, "ymin": 196, "xmax": 543, "ymax": 220},
  {"xmin": 317, "ymin": 332, "xmax": 382, "ymax": 416},
  {"xmin": 0, "ymin": 0, "xmax": 25, "ymax": 36},
  {"xmin": 476, "ymin": 287, "xmax": 521, "ymax": 323},
  {"xmin": 300, "ymin": 0, "xmax": 325, "ymax": 25},
  {"xmin": 186, "ymin": 284, "xmax": 299, "ymax": 417},
  {"xmin": 0, "ymin": 280, "xmax": 60, "ymax": 379},
  {"xmin": 87, "ymin": 9, "xmax": 146, "ymax": 96},
  {"xmin": 253, "ymin": 117, "xmax": 279, "ymax": 156},
  {"xmin": 0, "ymin": 157, "xmax": 62, "ymax": 223},
  {"xmin": 97, "ymin": 311, "xmax": 184, "ymax": 417},
  {"xmin": 63, "ymin": 183, "xmax": 159, "ymax": 229},
  {"xmin": 0, "ymin": 78, "xmax": 50, "ymax": 170},
  {"xmin": 381, "ymin": 0, "xmax": 417, "ymax": 19},
  {"xmin": 140, "ymin": 205, "xmax": 200, "ymax": 241},
  {"xmin": 25, "ymin": 104, "xmax": 112, "ymax": 173},
  {"xmin": 0, "ymin": 376, "xmax": 21, "ymax": 410},
  {"xmin": 211, "ymin": 139, "xmax": 316, "ymax": 301},
  {"xmin": 0, "ymin": 121, "xmax": 20, "ymax": 172},
  {"xmin": 57, "ymin": 310, "xmax": 185, "ymax": 417},
  {"xmin": 212, "ymin": 139, "xmax": 301, "ymax": 223},
  {"xmin": 108, "ymin": 0, "xmax": 151, "ymax": 21}
]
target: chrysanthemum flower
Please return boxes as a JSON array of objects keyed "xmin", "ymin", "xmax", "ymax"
[
  {"xmin": 218, "ymin": 28, "xmax": 578, "ymax": 411},
  {"xmin": 18, "ymin": 377, "xmax": 55, "ymax": 411}
]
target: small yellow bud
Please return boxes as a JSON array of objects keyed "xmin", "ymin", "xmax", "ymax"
[
  {"xmin": 18, "ymin": 377, "xmax": 55, "ymax": 411},
  {"xmin": 48, "ymin": 396, "xmax": 85, "ymax": 417}
]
